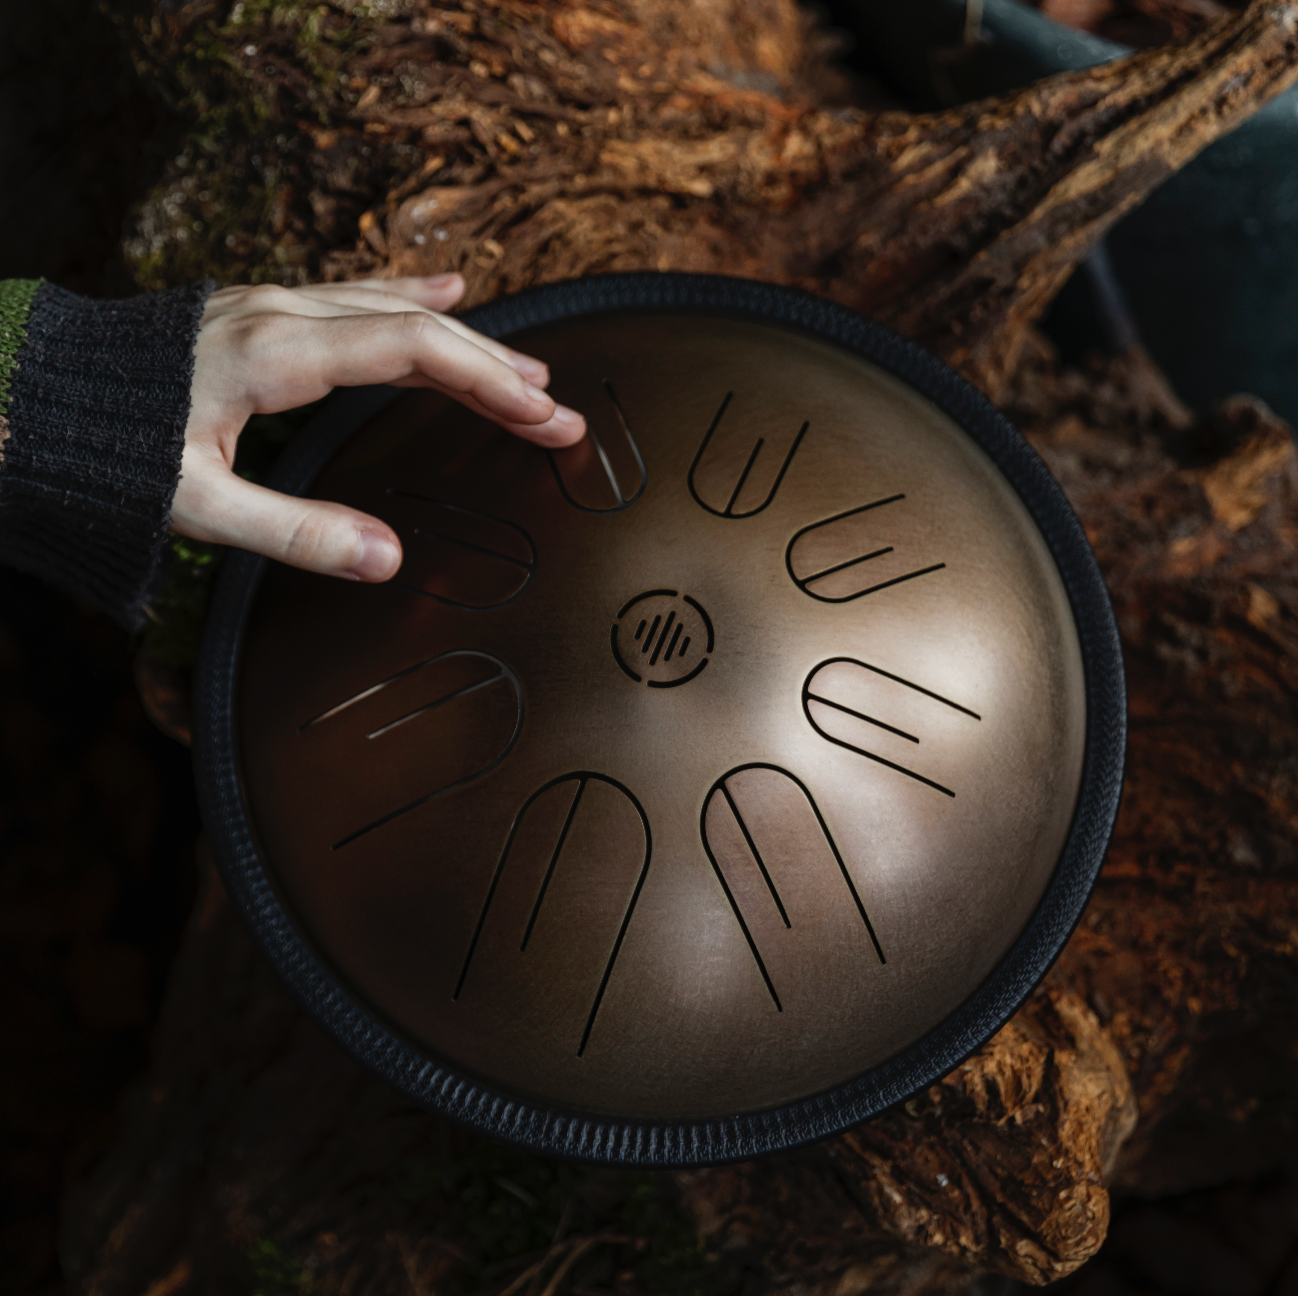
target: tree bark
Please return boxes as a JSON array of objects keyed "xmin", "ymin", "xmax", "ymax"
[
  {"xmin": 67, "ymin": 1, "xmax": 1298, "ymax": 1291},
  {"xmin": 367, "ymin": 0, "xmax": 1298, "ymax": 400},
  {"xmin": 121, "ymin": 0, "xmax": 1298, "ymax": 401}
]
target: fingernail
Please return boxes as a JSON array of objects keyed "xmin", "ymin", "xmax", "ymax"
[
  {"xmin": 348, "ymin": 530, "xmax": 402, "ymax": 582},
  {"xmin": 424, "ymin": 272, "xmax": 461, "ymax": 287},
  {"xmin": 524, "ymin": 382, "xmax": 555, "ymax": 405},
  {"xmin": 552, "ymin": 404, "xmax": 584, "ymax": 430}
]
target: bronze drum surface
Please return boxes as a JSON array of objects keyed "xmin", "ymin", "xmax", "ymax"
[{"xmin": 237, "ymin": 312, "xmax": 1088, "ymax": 1121}]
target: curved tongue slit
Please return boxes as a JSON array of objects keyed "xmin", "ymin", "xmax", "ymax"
[
  {"xmin": 803, "ymin": 658, "xmax": 981, "ymax": 798},
  {"xmin": 547, "ymin": 378, "xmax": 645, "ymax": 511},
  {"xmin": 298, "ymin": 651, "xmax": 522, "ymax": 848},
  {"xmin": 688, "ymin": 391, "xmax": 808, "ymax": 518},
  {"xmin": 386, "ymin": 495, "xmax": 535, "ymax": 609},
  {"xmin": 787, "ymin": 496, "xmax": 945, "ymax": 604}
]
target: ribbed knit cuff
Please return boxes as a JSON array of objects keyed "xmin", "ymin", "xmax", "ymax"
[{"xmin": 0, "ymin": 279, "xmax": 213, "ymax": 631}]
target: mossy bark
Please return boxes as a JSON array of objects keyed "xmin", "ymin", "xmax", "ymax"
[{"xmin": 114, "ymin": 0, "xmax": 1298, "ymax": 399}]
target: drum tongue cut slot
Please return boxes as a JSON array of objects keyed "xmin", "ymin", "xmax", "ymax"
[
  {"xmin": 547, "ymin": 379, "xmax": 646, "ymax": 512},
  {"xmin": 787, "ymin": 496, "xmax": 946, "ymax": 605}
]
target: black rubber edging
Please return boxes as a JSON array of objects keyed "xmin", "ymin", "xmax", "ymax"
[{"xmin": 193, "ymin": 272, "xmax": 1126, "ymax": 1167}]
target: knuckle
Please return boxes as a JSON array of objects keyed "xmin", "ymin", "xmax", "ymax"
[
  {"xmin": 232, "ymin": 312, "xmax": 288, "ymax": 356},
  {"xmin": 401, "ymin": 310, "xmax": 440, "ymax": 347},
  {"xmin": 246, "ymin": 282, "xmax": 295, "ymax": 312},
  {"xmin": 283, "ymin": 507, "xmax": 354, "ymax": 570},
  {"xmin": 282, "ymin": 513, "xmax": 327, "ymax": 565},
  {"xmin": 480, "ymin": 365, "xmax": 529, "ymax": 407},
  {"xmin": 205, "ymin": 284, "xmax": 243, "ymax": 310}
]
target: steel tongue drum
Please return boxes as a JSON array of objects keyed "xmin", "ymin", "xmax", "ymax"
[{"xmin": 194, "ymin": 274, "xmax": 1125, "ymax": 1166}]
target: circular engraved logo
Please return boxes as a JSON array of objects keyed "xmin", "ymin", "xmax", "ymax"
[{"xmin": 611, "ymin": 590, "xmax": 714, "ymax": 688}]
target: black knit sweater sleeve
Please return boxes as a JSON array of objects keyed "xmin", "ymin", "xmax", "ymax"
[{"xmin": 0, "ymin": 279, "xmax": 213, "ymax": 630}]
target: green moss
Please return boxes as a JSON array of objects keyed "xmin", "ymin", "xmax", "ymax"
[
  {"xmin": 242, "ymin": 1144, "xmax": 712, "ymax": 1296},
  {"xmin": 113, "ymin": 0, "xmax": 366, "ymax": 130},
  {"xmin": 404, "ymin": 1144, "xmax": 713, "ymax": 1295},
  {"xmin": 617, "ymin": 1174, "xmax": 715, "ymax": 1295},
  {"xmin": 140, "ymin": 534, "xmax": 222, "ymax": 670},
  {"xmin": 107, "ymin": 0, "xmax": 378, "ymax": 287},
  {"xmin": 0, "ymin": 279, "xmax": 41, "ymax": 418},
  {"xmin": 248, "ymin": 1237, "xmax": 316, "ymax": 1296},
  {"xmin": 126, "ymin": 149, "xmax": 291, "ymax": 291},
  {"xmin": 406, "ymin": 1144, "xmax": 569, "ymax": 1275}
]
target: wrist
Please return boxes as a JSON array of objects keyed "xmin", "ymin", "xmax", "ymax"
[{"xmin": 0, "ymin": 279, "xmax": 215, "ymax": 629}]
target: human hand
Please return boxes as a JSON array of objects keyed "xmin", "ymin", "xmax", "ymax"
[{"xmin": 171, "ymin": 274, "xmax": 584, "ymax": 581}]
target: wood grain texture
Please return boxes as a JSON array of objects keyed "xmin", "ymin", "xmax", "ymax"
[
  {"xmin": 341, "ymin": 0, "xmax": 1298, "ymax": 398},
  {"xmin": 120, "ymin": 0, "xmax": 1298, "ymax": 400}
]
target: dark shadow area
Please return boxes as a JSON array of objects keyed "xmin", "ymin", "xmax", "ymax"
[
  {"xmin": 0, "ymin": 7, "xmax": 198, "ymax": 1292},
  {"xmin": 0, "ymin": 570, "xmax": 200, "ymax": 1296},
  {"xmin": 0, "ymin": 0, "xmax": 174, "ymax": 296}
]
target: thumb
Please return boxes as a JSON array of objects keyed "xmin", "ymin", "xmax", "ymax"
[{"xmin": 171, "ymin": 450, "xmax": 402, "ymax": 580}]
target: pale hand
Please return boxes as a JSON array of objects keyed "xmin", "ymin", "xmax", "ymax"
[{"xmin": 171, "ymin": 274, "xmax": 586, "ymax": 581}]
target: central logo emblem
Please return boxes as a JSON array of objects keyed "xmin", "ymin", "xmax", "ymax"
[{"xmin": 611, "ymin": 590, "xmax": 714, "ymax": 688}]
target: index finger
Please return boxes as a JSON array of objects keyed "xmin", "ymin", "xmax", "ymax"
[
  {"xmin": 234, "ymin": 310, "xmax": 585, "ymax": 444},
  {"xmin": 294, "ymin": 283, "xmax": 551, "ymax": 386}
]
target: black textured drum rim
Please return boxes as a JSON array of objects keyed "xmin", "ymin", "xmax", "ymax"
[{"xmin": 193, "ymin": 272, "xmax": 1126, "ymax": 1167}]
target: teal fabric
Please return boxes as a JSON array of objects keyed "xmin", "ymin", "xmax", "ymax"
[{"xmin": 839, "ymin": 0, "xmax": 1298, "ymax": 424}]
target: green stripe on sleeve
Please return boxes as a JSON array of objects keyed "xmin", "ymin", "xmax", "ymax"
[{"xmin": 0, "ymin": 279, "xmax": 42, "ymax": 421}]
